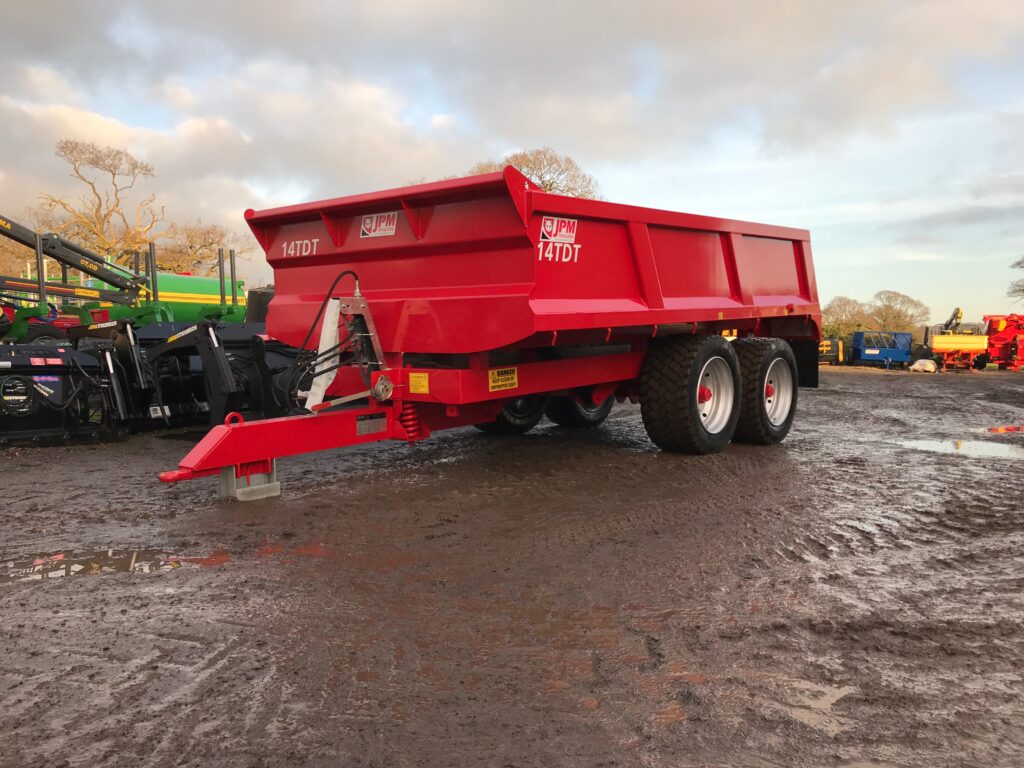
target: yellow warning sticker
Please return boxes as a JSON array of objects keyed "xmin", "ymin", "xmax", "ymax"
[
  {"xmin": 74, "ymin": 288, "xmax": 100, "ymax": 298},
  {"xmin": 488, "ymin": 366, "xmax": 518, "ymax": 392},
  {"xmin": 408, "ymin": 372, "xmax": 430, "ymax": 394}
]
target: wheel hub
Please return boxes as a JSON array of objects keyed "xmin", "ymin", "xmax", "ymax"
[
  {"xmin": 696, "ymin": 356, "xmax": 734, "ymax": 434},
  {"xmin": 763, "ymin": 357, "xmax": 794, "ymax": 427}
]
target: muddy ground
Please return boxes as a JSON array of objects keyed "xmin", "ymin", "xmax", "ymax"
[{"xmin": 1, "ymin": 367, "xmax": 1022, "ymax": 767}]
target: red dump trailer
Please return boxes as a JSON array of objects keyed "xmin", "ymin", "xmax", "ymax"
[{"xmin": 161, "ymin": 167, "xmax": 820, "ymax": 499}]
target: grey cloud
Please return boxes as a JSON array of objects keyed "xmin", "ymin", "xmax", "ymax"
[
  {"xmin": 1, "ymin": 0, "xmax": 1023, "ymax": 290},
  {"xmin": 6, "ymin": 2, "xmax": 1024, "ymax": 158},
  {"xmin": 971, "ymin": 173, "xmax": 1024, "ymax": 199},
  {"xmin": 888, "ymin": 204, "xmax": 1024, "ymax": 233}
]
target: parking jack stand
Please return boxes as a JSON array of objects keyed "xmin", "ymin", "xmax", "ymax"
[{"xmin": 219, "ymin": 461, "xmax": 281, "ymax": 501}]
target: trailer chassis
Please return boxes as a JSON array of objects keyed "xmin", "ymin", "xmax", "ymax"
[{"xmin": 160, "ymin": 289, "xmax": 647, "ymax": 498}]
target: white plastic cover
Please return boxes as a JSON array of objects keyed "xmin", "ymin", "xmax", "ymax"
[{"xmin": 303, "ymin": 298, "xmax": 342, "ymax": 411}]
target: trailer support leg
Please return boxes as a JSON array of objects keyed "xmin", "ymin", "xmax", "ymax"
[{"xmin": 219, "ymin": 460, "xmax": 280, "ymax": 501}]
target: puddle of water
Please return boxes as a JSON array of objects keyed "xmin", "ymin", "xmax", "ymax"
[
  {"xmin": 769, "ymin": 678, "xmax": 856, "ymax": 737},
  {"xmin": 1, "ymin": 549, "xmax": 203, "ymax": 582},
  {"xmin": 898, "ymin": 439, "xmax": 1024, "ymax": 459},
  {"xmin": 1, "ymin": 541, "xmax": 332, "ymax": 584}
]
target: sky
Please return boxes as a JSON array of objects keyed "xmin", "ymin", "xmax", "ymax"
[{"xmin": 0, "ymin": 1, "xmax": 1022, "ymax": 321}]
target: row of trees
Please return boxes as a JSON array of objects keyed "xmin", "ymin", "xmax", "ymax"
[
  {"xmin": 822, "ymin": 291, "xmax": 931, "ymax": 340},
  {"xmin": 0, "ymin": 139, "xmax": 249, "ymax": 278},
  {"xmin": 2, "ymin": 142, "xmax": 599, "ymax": 281},
  {"xmin": 5, "ymin": 140, "xmax": 1016, "ymax": 330}
]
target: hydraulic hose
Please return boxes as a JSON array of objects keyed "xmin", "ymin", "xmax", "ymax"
[{"xmin": 281, "ymin": 269, "xmax": 361, "ymax": 406}]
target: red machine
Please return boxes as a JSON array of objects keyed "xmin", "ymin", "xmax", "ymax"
[
  {"xmin": 161, "ymin": 167, "xmax": 821, "ymax": 498},
  {"xmin": 980, "ymin": 314, "xmax": 1024, "ymax": 371}
]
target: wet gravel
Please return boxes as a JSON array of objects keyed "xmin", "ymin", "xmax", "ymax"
[{"xmin": 1, "ymin": 367, "xmax": 1022, "ymax": 767}]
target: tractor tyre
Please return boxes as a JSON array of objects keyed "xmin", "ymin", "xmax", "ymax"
[
  {"xmin": 733, "ymin": 338, "xmax": 798, "ymax": 445},
  {"xmin": 546, "ymin": 394, "xmax": 614, "ymax": 428},
  {"xmin": 640, "ymin": 334, "xmax": 740, "ymax": 453},
  {"xmin": 476, "ymin": 395, "xmax": 549, "ymax": 435}
]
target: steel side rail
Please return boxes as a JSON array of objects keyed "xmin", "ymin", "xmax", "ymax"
[
  {"xmin": 160, "ymin": 403, "xmax": 397, "ymax": 482},
  {"xmin": 160, "ymin": 351, "xmax": 648, "ymax": 485}
]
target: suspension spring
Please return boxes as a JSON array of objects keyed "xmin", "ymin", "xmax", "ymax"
[{"xmin": 398, "ymin": 401, "xmax": 420, "ymax": 441}]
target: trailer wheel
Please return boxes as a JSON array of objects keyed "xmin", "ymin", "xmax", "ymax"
[
  {"xmin": 546, "ymin": 394, "xmax": 614, "ymax": 428},
  {"xmin": 640, "ymin": 335, "xmax": 740, "ymax": 453},
  {"xmin": 733, "ymin": 338, "xmax": 798, "ymax": 445},
  {"xmin": 476, "ymin": 395, "xmax": 549, "ymax": 435},
  {"xmin": 23, "ymin": 324, "xmax": 68, "ymax": 345}
]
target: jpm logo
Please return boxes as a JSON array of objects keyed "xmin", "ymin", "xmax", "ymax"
[
  {"xmin": 360, "ymin": 211, "xmax": 399, "ymax": 238},
  {"xmin": 540, "ymin": 216, "xmax": 577, "ymax": 243}
]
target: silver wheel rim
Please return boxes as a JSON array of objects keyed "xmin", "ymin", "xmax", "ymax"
[
  {"xmin": 764, "ymin": 357, "xmax": 794, "ymax": 427},
  {"xmin": 697, "ymin": 356, "xmax": 735, "ymax": 434}
]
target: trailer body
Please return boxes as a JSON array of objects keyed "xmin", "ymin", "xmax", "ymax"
[
  {"xmin": 253, "ymin": 168, "xmax": 817, "ymax": 358},
  {"xmin": 162, "ymin": 167, "xmax": 821, "ymax": 498}
]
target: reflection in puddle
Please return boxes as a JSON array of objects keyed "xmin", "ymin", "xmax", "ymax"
[
  {"xmin": 899, "ymin": 439, "xmax": 1024, "ymax": 459},
  {"xmin": 2, "ymin": 549, "xmax": 203, "ymax": 582},
  {"xmin": 1, "ymin": 541, "xmax": 331, "ymax": 584}
]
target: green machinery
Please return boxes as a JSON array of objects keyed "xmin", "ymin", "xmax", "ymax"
[{"xmin": 0, "ymin": 213, "xmax": 246, "ymax": 341}]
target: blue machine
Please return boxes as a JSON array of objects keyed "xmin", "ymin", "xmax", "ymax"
[{"xmin": 849, "ymin": 331, "xmax": 913, "ymax": 368}]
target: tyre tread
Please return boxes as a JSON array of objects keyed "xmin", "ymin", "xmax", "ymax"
[
  {"xmin": 640, "ymin": 335, "xmax": 738, "ymax": 453},
  {"xmin": 733, "ymin": 337, "xmax": 796, "ymax": 444}
]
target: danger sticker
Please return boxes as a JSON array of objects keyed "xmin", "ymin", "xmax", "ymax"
[
  {"xmin": 408, "ymin": 372, "xmax": 430, "ymax": 395},
  {"xmin": 540, "ymin": 216, "xmax": 577, "ymax": 243},
  {"xmin": 360, "ymin": 212, "xmax": 399, "ymax": 238},
  {"xmin": 488, "ymin": 367, "xmax": 518, "ymax": 392}
]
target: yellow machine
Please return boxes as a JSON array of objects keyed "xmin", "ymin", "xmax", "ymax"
[
  {"xmin": 929, "ymin": 307, "xmax": 988, "ymax": 370},
  {"xmin": 930, "ymin": 334, "xmax": 987, "ymax": 354},
  {"xmin": 818, "ymin": 338, "xmax": 844, "ymax": 364}
]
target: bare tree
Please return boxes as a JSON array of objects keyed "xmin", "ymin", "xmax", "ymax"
[
  {"xmin": 867, "ymin": 290, "xmax": 930, "ymax": 337},
  {"xmin": 821, "ymin": 295, "xmax": 870, "ymax": 338},
  {"xmin": 0, "ymin": 208, "xmax": 59, "ymax": 277},
  {"xmin": 468, "ymin": 147, "xmax": 600, "ymax": 198},
  {"xmin": 1008, "ymin": 254, "xmax": 1024, "ymax": 301},
  {"xmin": 160, "ymin": 220, "xmax": 253, "ymax": 275},
  {"xmin": 0, "ymin": 235, "xmax": 28, "ymax": 277},
  {"xmin": 38, "ymin": 139, "xmax": 164, "ymax": 264}
]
